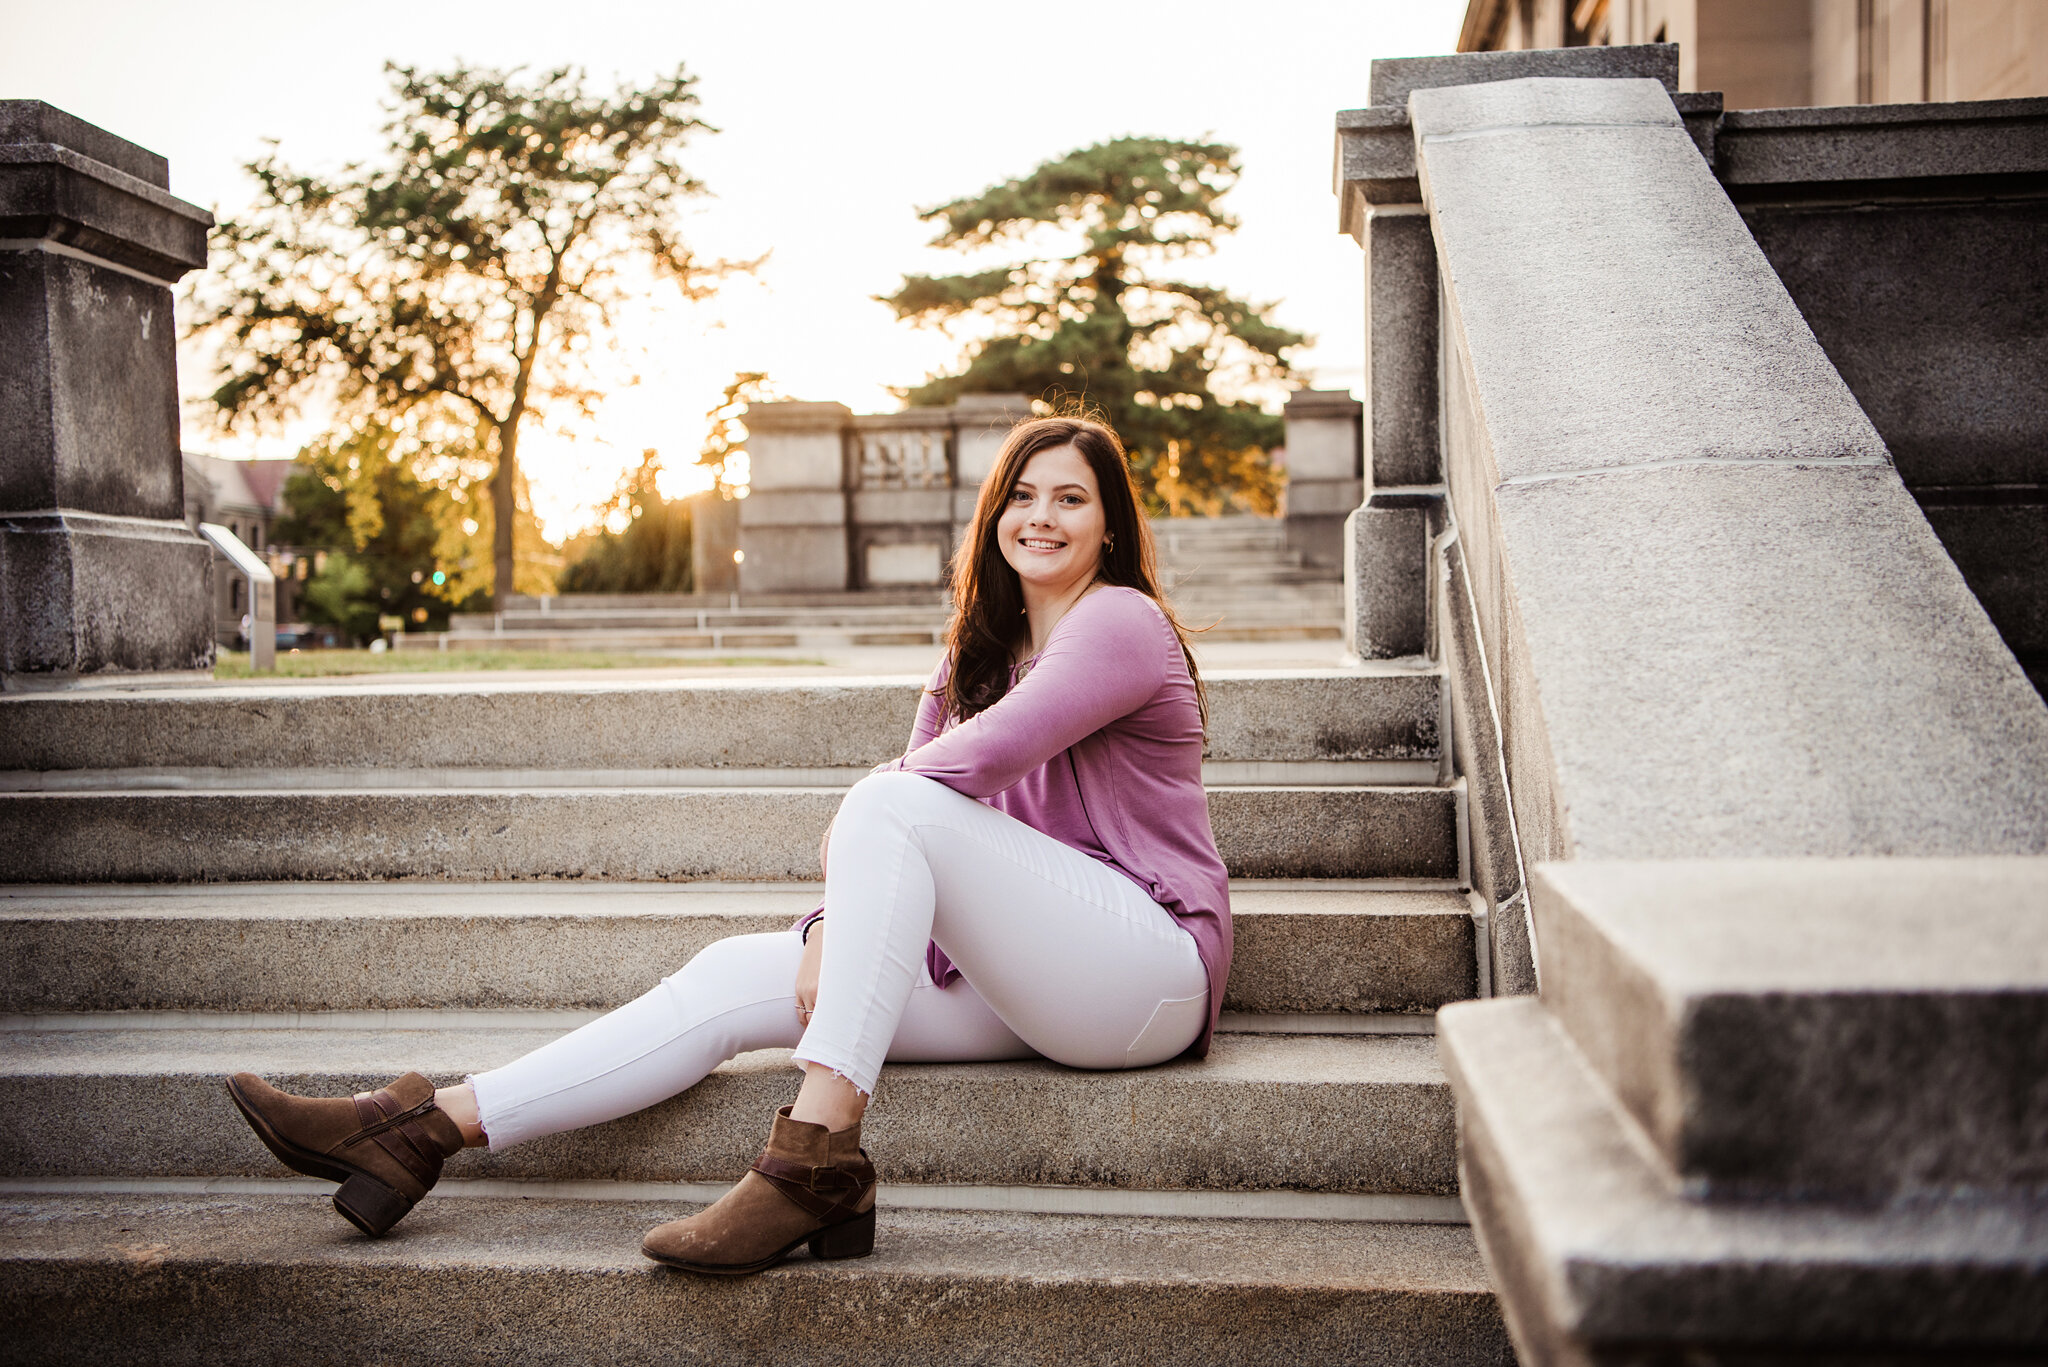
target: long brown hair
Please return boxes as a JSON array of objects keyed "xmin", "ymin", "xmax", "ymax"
[{"xmin": 939, "ymin": 416, "xmax": 1206, "ymax": 725}]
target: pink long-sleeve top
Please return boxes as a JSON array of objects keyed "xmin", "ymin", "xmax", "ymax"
[{"xmin": 875, "ymin": 584, "xmax": 1233, "ymax": 1058}]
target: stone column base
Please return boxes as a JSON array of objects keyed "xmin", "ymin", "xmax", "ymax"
[
  {"xmin": 1343, "ymin": 491, "xmax": 1442, "ymax": 661},
  {"xmin": 1, "ymin": 511, "xmax": 214, "ymax": 687}
]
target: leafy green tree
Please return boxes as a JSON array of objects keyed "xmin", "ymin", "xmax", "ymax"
[
  {"xmin": 882, "ymin": 137, "xmax": 1306, "ymax": 515},
  {"xmin": 273, "ymin": 423, "xmax": 484, "ymax": 637},
  {"xmin": 299, "ymin": 552, "xmax": 380, "ymax": 644},
  {"xmin": 197, "ymin": 60, "xmax": 741, "ymax": 606}
]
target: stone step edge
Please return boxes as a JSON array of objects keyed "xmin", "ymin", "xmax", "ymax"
[
  {"xmin": 0, "ymin": 759, "xmax": 1446, "ymax": 793},
  {"xmin": 0, "ymin": 876, "xmax": 1472, "ymax": 898},
  {"xmin": 0, "ymin": 1009, "xmax": 1439, "ymax": 1036},
  {"xmin": 0, "ymin": 1175, "xmax": 1467, "ymax": 1225}
]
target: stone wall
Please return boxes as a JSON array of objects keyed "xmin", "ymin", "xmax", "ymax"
[
  {"xmin": 737, "ymin": 392, "xmax": 1334, "ymax": 593},
  {"xmin": 1717, "ymin": 97, "xmax": 2048, "ymax": 698}
]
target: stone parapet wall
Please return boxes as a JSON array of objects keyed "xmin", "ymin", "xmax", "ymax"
[{"xmin": 1339, "ymin": 52, "xmax": 2048, "ymax": 1364}]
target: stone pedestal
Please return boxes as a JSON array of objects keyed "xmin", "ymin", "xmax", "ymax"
[
  {"xmin": 687, "ymin": 491, "xmax": 740, "ymax": 596},
  {"xmin": 736, "ymin": 402, "xmax": 851, "ymax": 594},
  {"xmin": 948, "ymin": 393, "xmax": 1030, "ymax": 523},
  {"xmin": 1280, "ymin": 389, "xmax": 1363, "ymax": 571},
  {"xmin": 0, "ymin": 101, "xmax": 214, "ymax": 687}
]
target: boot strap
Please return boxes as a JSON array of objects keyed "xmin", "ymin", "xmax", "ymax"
[
  {"xmin": 347, "ymin": 1088, "xmax": 447, "ymax": 1187},
  {"xmin": 751, "ymin": 1152, "xmax": 872, "ymax": 1221}
]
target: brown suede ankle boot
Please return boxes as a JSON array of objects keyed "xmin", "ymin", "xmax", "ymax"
[
  {"xmin": 226, "ymin": 1071, "xmax": 465, "ymax": 1237},
  {"xmin": 642, "ymin": 1105, "xmax": 877, "ymax": 1274}
]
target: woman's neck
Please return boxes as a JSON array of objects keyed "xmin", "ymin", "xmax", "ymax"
[{"xmin": 1017, "ymin": 572, "xmax": 1099, "ymax": 661}]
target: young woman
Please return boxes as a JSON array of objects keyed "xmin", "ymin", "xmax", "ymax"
[{"xmin": 226, "ymin": 416, "xmax": 1232, "ymax": 1274}]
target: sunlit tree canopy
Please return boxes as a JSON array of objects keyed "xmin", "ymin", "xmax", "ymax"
[{"xmin": 193, "ymin": 60, "xmax": 743, "ymax": 605}]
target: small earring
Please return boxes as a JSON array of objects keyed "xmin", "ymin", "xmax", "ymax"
[{"xmin": 1104, "ymin": 532, "xmax": 1116, "ymax": 553}]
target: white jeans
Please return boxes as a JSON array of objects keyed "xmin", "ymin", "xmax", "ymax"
[{"xmin": 471, "ymin": 772, "xmax": 1209, "ymax": 1149}]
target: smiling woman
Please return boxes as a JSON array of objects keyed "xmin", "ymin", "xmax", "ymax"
[
  {"xmin": 944, "ymin": 416, "xmax": 1206, "ymax": 723},
  {"xmin": 225, "ymin": 426, "xmax": 1233, "ymax": 1276}
]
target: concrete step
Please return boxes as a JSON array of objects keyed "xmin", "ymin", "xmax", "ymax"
[
  {"xmin": 0, "ymin": 1029, "xmax": 1454, "ymax": 1194},
  {"xmin": 0, "ymin": 1194, "xmax": 1512, "ymax": 1366},
  {"xmin": 465, "ymin": 598, "xmax": 1345, "ymax": 633},
  {"xmin": 0, "ymin": 669, "xmax": 1441, "ymax": 775},
  {"xmin": 0, "ymin": 883, "xmax": 1477, "ymax": 1016},
  {"xmin": 0, "ymin": 784, "xmax": 1460, "ymax": 884},
  {"xmin": 425, "ymin": 622, "xmax": 1344, "ymax": 651}
]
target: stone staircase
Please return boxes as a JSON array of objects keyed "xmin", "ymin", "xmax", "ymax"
[
  {"xmin": 425, "ymin": 516, "xmax": 1343, "ymax": 653},
  {"xmin": 0, "ymin": 663, "xmax": 1508, "ymax": 1364}
]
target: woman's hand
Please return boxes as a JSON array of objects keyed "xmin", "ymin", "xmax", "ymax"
[{"xmin": 795, "ymin": 923, "xmax": 823, "ymax": 1030}]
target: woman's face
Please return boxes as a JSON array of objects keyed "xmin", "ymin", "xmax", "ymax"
[{"xmin": 996, "ymin": 443, "xmax": 1109, "ymax": 599}]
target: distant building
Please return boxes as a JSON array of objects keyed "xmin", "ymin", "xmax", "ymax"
[
  {"xmin": 182, "ymin": 452, "xmax": 301, "ymax": 642},
  {"xmin": 1458, "ymin": 0, "xmax": 2047, "ymax": 108}
]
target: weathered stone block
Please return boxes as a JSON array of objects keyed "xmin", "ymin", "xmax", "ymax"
[
  {"xmin": 1533, "ymin": 857, "xmax": 2048, "ymax": 1198},
  {"xmin": 1491, "ymin": 462, "xmax": 2048, "ymax": 859},
  {"xmin": 0, "ymin": 106, "xmax": 210, "ymax": 281},
  {"xmin": 1369, "ymin": 42, "xmax": 1678, "ymax": 109},
  {"xmin": 735, "ymin": 522, "xmax": 847, "ymax": 594},
  {"xmin": 1336, "ymin": 106, "xmax": 1420, "ymax": 221},
  {"xmin": 1415, "ymin": 79, "xmax": 1888, "ymax": 485},
  {"xmin": 1717, "ymin": 96, "xmax": 2048, "ymax": 192},
  {"xmin": 0, "ymin": 253, "xmax": 185, "ymax": 519},
  {"xmin": 686, "ymin": 490, "xmax": 739, "ymax": 594},
  {"xmin": 0, "ymin": 102, "xmax": 214, "ymax": 686},
  {"xmin": 0, "ymin": 1195, "xmax": 1514, "ymax": 1367},
  {"xmin": 0, "ymin": 513, "xmax": 214, "ymax": 678},
  {"xmin": 950, "ymin": 392, "xmax": 1029, "ymax": 487},
  {"xmin": 1365, "ymin": 212, "xmax": 1439, "ymax": 487},
  {"xmin": 1746, "ymin": 198, "xmax": 2048, "ymax": 490},
  {"xmin": 1281, "ymin": 389, "xmax": 1361, "ymax": 481},
  {"xmin": 1439, "ymin": 995, "xmax": 2048, "ymax": 1366},
  {"xmin": 740, "ymin": 401, "xmax": 848, "ymax": 490},
  {"xmin": 850, "ymin": 487, "xmax": 951, "ymax": 524},
  {"xmin": 737, "ymin": 488, "xmax": 846, "ymax": 528},
  {"xmin": 1344, "ymin": 498, "xmax": 1432, "ymax": 660},
  {"xmin": 1922, "ymin": 500, "xmax": 2048, "ymax": 680}
]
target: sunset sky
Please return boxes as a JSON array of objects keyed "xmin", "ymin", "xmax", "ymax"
[{"xmin": 4, "ymin": 0, "xmax": 1468, "ymax": 537}]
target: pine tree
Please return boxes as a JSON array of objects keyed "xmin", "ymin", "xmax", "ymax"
[{"xmin": 882, "ymin": 138, "xmax": 1306, "ymax": 515}]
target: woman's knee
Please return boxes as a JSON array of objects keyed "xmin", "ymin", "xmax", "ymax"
[
  {"xmin": 834, "ymin": 769, "xmax": 951, "ymax": 830},
  {"xmin": 662, "ymin": 932, "xmax": 796, "ymax": 997}
]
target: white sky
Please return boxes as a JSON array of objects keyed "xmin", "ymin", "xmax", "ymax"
[{"xmin": 3, "ymin": 0, "xmax": 1467, "ymax": 536}]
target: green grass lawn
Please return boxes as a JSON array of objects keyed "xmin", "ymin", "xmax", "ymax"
[{"xmin": 213, "ymin": 648, "xmax": 827, "ymax": 679}]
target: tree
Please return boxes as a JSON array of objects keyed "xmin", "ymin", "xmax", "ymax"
[
  {"xmin": 271, "ymin": 422, "xmax": 536, "ymax": 638},
  {"xmin": 697, "ymin": 370, "xmax": 777, "ymax": 494},
  {"xmin": 197, "ymin": 60, "xmax": 740, "ymax": 606},
  {"xmin": 881, "ymin": 137, "xmax": 1307, "ymax": 515}
]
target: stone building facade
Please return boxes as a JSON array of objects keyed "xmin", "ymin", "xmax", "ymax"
[
  {"xmin": 181, "ymin": 452, "xmax": 298, "ymax": 641},
  {"xmin": 1461, "ymin": 0, "xmax": 2048, "ymax": 109}
]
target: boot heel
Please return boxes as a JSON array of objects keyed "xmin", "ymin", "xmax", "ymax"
[
  {"xmin": 808, "ymin": 1207, "xmax": 875, "ymax": 1261},
  {"xmin": 334, "ymin": 1173, "xmax": 413, "ymax": 1237}
]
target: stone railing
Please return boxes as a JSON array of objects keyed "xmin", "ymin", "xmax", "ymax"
[{"xmin": 1336, "ymin": 46, "xmax": 2048, "ymax": 1365}]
